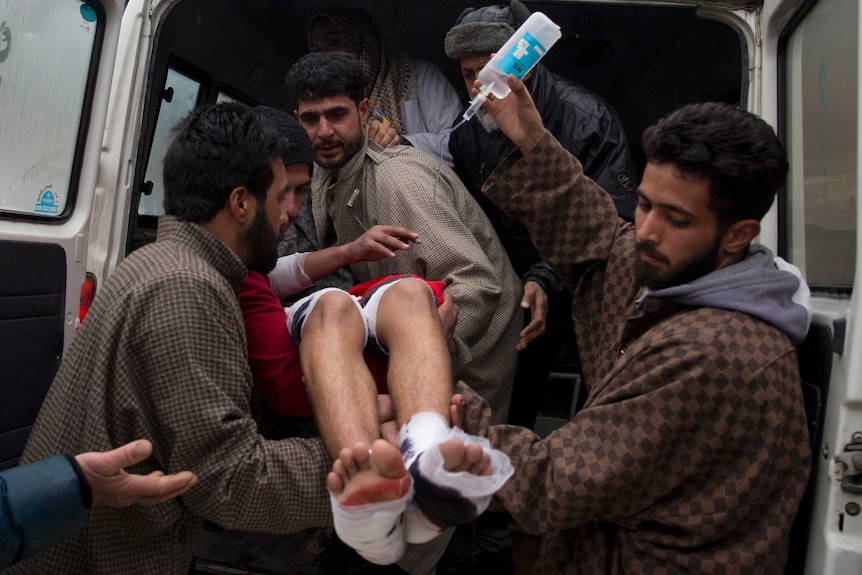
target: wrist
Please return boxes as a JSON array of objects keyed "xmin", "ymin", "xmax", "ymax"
[{"xmin": 66, "ymin": 453, "xmax": 93, "ymax": 508}]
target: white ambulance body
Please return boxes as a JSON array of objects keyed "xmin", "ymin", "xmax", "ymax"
[{"xmin": 0, "ymin": 0, "xmax": 858, "ymax": 571}]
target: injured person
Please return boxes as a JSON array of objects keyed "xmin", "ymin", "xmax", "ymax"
[{"xmin": 239, "ymin": 105, "xmax": 514, "ymax": 564}]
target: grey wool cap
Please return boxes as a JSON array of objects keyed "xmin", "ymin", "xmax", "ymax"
[{"xmin": 444, "ymin": 1, "xmax": 530, "ymax": 59}]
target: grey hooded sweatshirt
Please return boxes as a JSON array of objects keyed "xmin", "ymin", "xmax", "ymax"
[{"xmin": 639, "ymin": 244, "xmax": 811, "ymax": 344}]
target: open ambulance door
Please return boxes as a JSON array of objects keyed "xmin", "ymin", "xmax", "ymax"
[
  {"xmin": 760, "ymin": 0, "xmax": 862, "ymax": 571},
  {"xmin": 0, "ymin": 0, "xmax": 124, "ymax": 468}
]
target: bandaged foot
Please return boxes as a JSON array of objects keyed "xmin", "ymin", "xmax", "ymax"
[
  {"xmin": 399, "ymin": 413, "xmax": 515, "ymax": 544},
  {"xmin": 327, "ymin": 439, "xmax": 413, "ymax": 565}
]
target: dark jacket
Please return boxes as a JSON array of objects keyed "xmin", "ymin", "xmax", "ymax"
[
  {"xmin": 449, "ymin": 63, "xmax": 636, "ymax": 296},
  {"xmin": 1, "ymin": 455, "xmax": 88, "ymax": 568}
]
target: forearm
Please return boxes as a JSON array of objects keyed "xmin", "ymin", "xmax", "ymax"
[
  {"xmin": 483, "ymin": 132, "xmax": 624, "ymax": 287},
  {"xmin": 1, "ymin": 456, "xmax": 88, "ymax": 566},
  {"xmin": 302, "ymin": 244, "xmax": 355, "ymax": 283}
]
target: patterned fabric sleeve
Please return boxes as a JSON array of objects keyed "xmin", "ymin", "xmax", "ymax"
[
  {"xmin": 117, "ymin": 272, "xmax": 331, "ymax": 533},
  {"xmin": 483, "ymin": 132, "xmax": 624, "ymax": 295},
  {"xmin": 468, "ymin": 326, "xmax": 807, "ymax": 539}
]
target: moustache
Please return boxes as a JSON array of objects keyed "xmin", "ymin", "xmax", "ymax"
[{"xmin": 635, "ymin": 241, "xmax": 668, "ymax": 263}]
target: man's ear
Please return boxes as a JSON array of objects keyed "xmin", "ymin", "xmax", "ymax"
[
  {"xmin": 359, "ymin": 98, "xmax": 370, "ymax": 125},
  {"xmin": 722, "ymin": 219, "xmax": 761, "ymax": 256},
  {"xmin": 228, "ymin": 186, "xmax": 255, "ymax": 224}
]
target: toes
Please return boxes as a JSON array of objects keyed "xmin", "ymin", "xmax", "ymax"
[
  {"xmin": 469, "ymin": 451, "xmax": 493, "ymax": 476},
  {"xmin": 327, "ymin": 470, "xmax": 346, "ymax": 494},
  {"xmin": 352, "ymin": 442, "xmax": 372, "ymax": 467},
  {"xmin": 438, "ymin": 438, "xmax": 467, "ymax": 472},
  {"xmin": 370, "ymin": 439, "xmax": 408, "ymax": 480}
]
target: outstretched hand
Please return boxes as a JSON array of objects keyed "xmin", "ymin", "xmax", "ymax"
[
  {"xmin": 345, "ymin": 225, "xmax": 419, "ymax": 264},
  {"xmin": 75, "ymin": 439, "xmax": 198, "ymax": 508},
  {"xmin": 473, "ymin": 74, "xmax": 545, "ymax": 154}
]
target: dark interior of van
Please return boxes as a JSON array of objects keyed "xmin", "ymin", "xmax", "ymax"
[
  {"xmin": 129, "ymin": 0, "xmax": 745, "ymax": 252},
  {"xmin": 117, "ymin": 3, "xmax": 833, "ymax": 573}
]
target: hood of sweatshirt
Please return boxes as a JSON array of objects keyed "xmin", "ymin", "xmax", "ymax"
[{"xmin": 637, "ymin": 244, "xmax": 812, "ymax": 344}]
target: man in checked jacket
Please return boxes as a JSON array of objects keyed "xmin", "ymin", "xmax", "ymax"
[{"xmin": 456, "ymin": 75, "xmax": 813, "ymax": 573}]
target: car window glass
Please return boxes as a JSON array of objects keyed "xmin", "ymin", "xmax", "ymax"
[
  {"xmin": 786, "ymin": 0, "xmax": 858, "ymax": 290},
  {"xmin": 139, "ymin": 67, "xmax": 200, "ymax": 216},
  {"xmin": 0, "ymin": 1, "xmax": 99, "ymax": 219}
]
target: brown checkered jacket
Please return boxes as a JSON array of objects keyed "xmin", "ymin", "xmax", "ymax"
[
  {"xmin": 7, "ymin": 218, "xmax": 332, "ymax": 575},
  {"xmin": 464, "ymin": 133, "xmax": 812, "ymax": 574}
]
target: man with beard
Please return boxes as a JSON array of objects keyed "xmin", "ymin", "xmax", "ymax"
[
  {"xmin": 286, "ymin": 52, "xmax": 523, "ymax": 428},
  {"xmin": 453, "ymin": 75, "xmax": 813, "ymax": 573},
  {"xmin": 6, "ymin": 104, "xmax": 500, "ymax": 575}
]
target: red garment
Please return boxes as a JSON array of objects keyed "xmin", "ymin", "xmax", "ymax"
[
  {"xmin": 349, "ymin": 274, "xmax": 447, "ymax": 305},
  {"xmin": 240, "ymin": 271, "xmax": 390, "ymax": 417}
]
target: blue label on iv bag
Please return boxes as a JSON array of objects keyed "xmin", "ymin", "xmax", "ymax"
[{"xmin": 497, "ymin": 31, "xmax": 546, "ymax": 79}]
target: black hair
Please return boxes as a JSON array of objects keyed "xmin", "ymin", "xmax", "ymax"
[
  {"xmin": 286, "ymin": 51, "xmax": 368, "ymax": 106},
  {"xmin": 641, "ymin": 102, "xmax": 788, "ymax": 228},
  {"xmin": 163, "ymin": 103, "xmax": 288, "ymax": 223},
  {"xmin": 255, "ymin": 105, "xmax": 314, "ymax": 174}
]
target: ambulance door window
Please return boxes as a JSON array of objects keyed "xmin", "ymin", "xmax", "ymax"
[
  {"xmin": 139, "ymin": 67, "xmax": 201, "ymax": 217},
  {"xmin": 785, "ymin": 0, "xmax": 858, "ymax": 291}
]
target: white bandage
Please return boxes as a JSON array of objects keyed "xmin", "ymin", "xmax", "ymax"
[
  {"xmin": 401, "ymin": 425, "xmax": 515, "ymax": 544},
  {"xmin": 329, "ymin": 482, "xmax": 413, "ymax": 565}
]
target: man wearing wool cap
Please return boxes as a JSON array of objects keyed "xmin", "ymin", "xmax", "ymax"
[
  {"xmin": 446, "ymin": 0, "xmax": 639, "ymax": 439},
  {"xmin": 440, "ymin": 4, "xmax": 638, "ymax": 569}
]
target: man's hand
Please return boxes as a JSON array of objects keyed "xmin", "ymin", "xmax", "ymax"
[
  {"xmin": 367, "ymin": 119, "xmax": 401, "ymax": 148},
  {"xmin": 75, "ymin": 439, "xmax": 197, "ymax": 508},
  {"xmin": 437, "ymin": 289, "xmax": 459, "ymax": 341},
  {"xmin": 473, "ymin": 74, "xmax": 545, "ymax": 154},
  {"xmin": 449, "ymin": 394, "xmax": 465, "ymax": 429},
  {"xmin": 344, "ymin": 225, "xmax": 419, "ymax": 264},
  {"xmin": 517, "ymin": 281, "xmax": 548, "ymax": 351}
]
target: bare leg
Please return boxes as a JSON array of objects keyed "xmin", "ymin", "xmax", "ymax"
[
  {"xmin": 299, "ymin": 291, "xmax": 379, "ymax": 459},
  {"xmin": 374, "ymin": 278, "xmax": 452, "ymax": 425},
  {"xmin": 367, "ymin": 279, "xmax": 511, "ymax": 542}
]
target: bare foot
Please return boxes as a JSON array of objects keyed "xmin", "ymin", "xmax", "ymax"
[
  {"xmin": 438, "ymin": 437, "xmax": 493, "ymax": 476},
  {"xmin": 327, "ymin": 439, "xmax": 412, "ymax": 506}
]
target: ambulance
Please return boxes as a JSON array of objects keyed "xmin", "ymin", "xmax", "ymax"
[{"xmin": 0, "ymin": 0, "xmax": 857, "ymax": 571}]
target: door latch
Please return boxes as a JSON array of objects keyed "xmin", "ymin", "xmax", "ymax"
[{"xmin": 834, "ymin": 431, "xmax": 862, "ymax": 494}]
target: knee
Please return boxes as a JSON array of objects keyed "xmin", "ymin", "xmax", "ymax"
[
  {"xmin": 387, "ymin": 278, "xmax": 436, "ymax": 311},
  {"xmin": 311, "ymin": 290, "xmax": 362, "ymax": 327}
]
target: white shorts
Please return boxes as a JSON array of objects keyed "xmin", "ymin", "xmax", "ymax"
[{"xmin": 285, "ymin": 277, "xmax": 420, "ymax": 356}]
